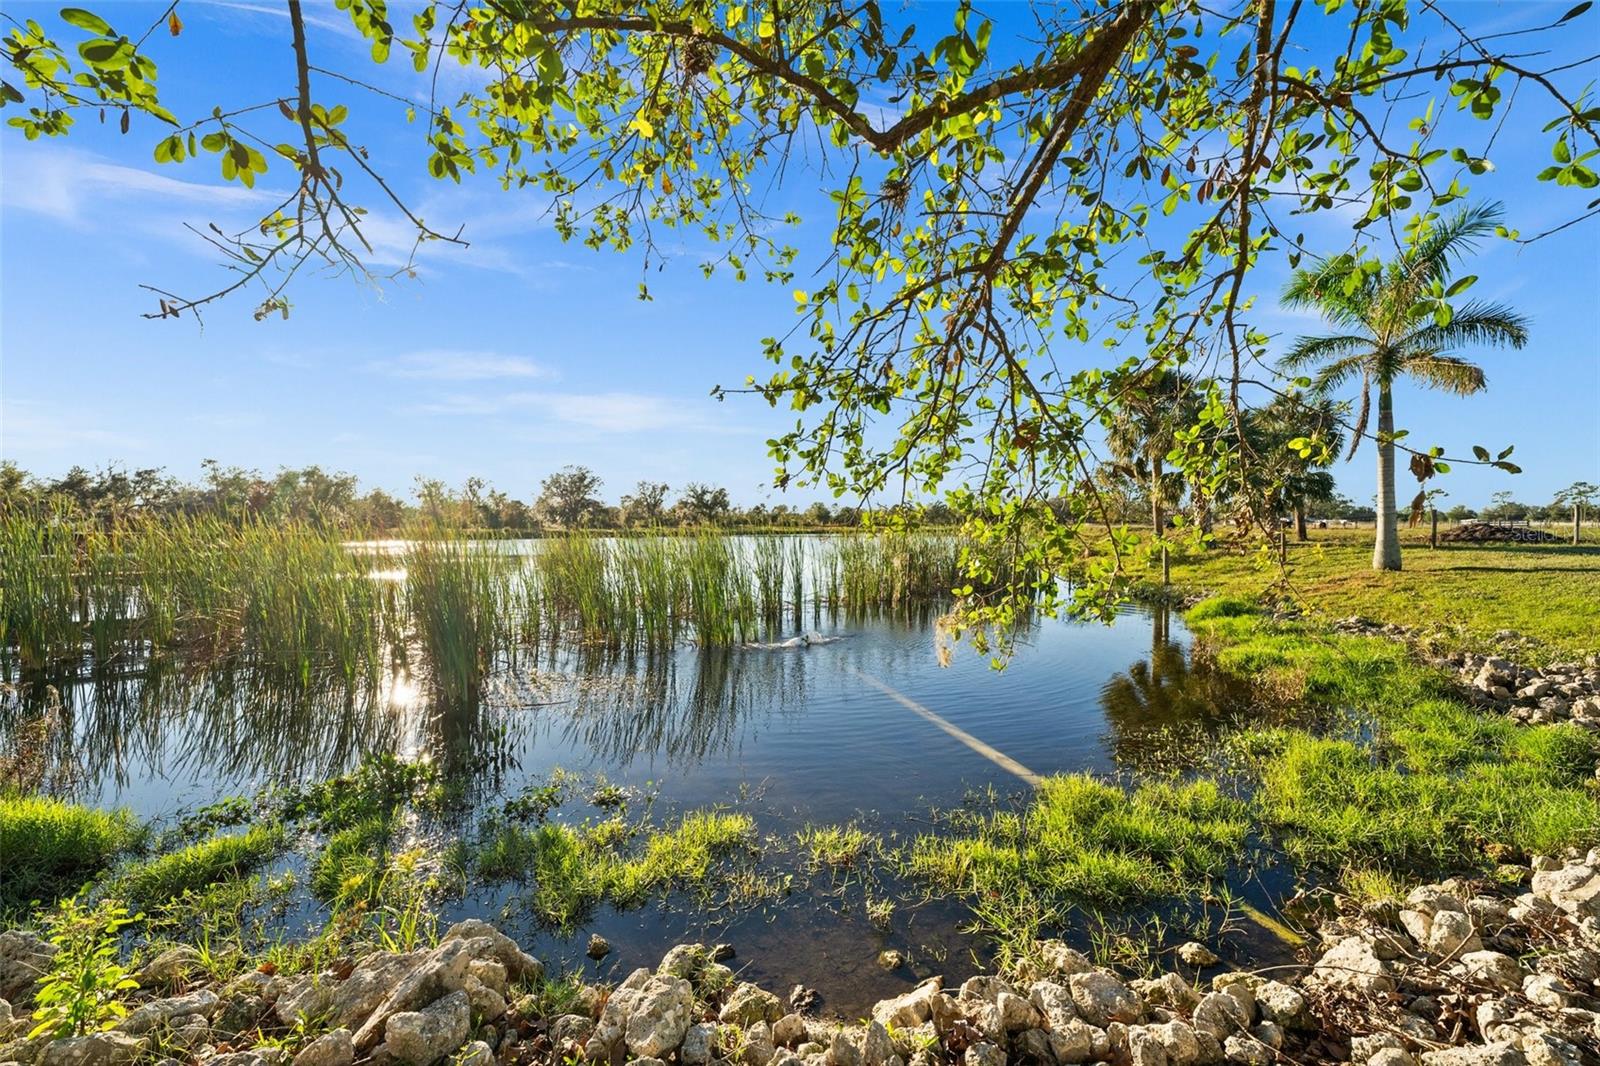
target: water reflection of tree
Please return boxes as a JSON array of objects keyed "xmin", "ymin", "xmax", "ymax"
[
  {"xmin": 550, "ymin": 645, "xmax": 812, "ymax": 767},
  {"xmin": 1098, "ymin": 610, "xmax": 1247, "ymax": 766}
]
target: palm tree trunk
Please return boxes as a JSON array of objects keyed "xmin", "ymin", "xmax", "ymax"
[
  {"xmin": 1150, "ymin": 457, "xmax": 1165, "ymax": 536},
  {"xmin": 1372, "ymin": 383, "xmax": 1402, "ymax": 571},
  {"xmin": 1294, "ymin": 504, "xmax": 1308, "ymax": 541}
]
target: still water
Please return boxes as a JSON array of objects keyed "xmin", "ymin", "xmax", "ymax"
[{"xmin": 4, "ymin": 564, "xmax": 1276, "ymax": 1014}]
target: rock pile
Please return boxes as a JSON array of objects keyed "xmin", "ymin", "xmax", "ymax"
[
  {"xmin": 2, "ymin": 859, "xmax": 1599, "ymax": 1066},
  {"xmin": 1457, "ymin": 654, "xmax": 1600, "ymax": 727},
  {"xmin": 1436, "ymin": 524, "xmax": 1564, "ymax": 545}
]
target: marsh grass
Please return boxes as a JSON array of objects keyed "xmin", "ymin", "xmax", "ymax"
[
  {"xmin": 796, "ymin": 824, "xmax": 879, "ymax": 871},
  {"xmin": 119, "ymin": 824, "xmax": 288, "ymax": 905},
  {"xmin": 2, "ymin": 510, "xmax": 988, "ymax": 676},
  {"xmin": 907, "ymin": 775, "xmax": 1249, "ymax": 949},
  {"xmin": 0, "ymin": 795, "xmax": 141, "ymax": 915},
  {"xmin": 475, "ymin": 808, "xmax": 761, "ymax": 928}
]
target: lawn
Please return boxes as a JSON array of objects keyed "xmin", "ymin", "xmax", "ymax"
[{"xmin": 1153, "ymin": 526, "xmax": 1600, "ymax": 661}]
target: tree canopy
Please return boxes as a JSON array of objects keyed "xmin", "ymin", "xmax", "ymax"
[{"xmin": 6, "ymin": 0, "xmax": 1597, "ymax": 615}]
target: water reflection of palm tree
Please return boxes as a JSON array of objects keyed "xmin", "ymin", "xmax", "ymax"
[{"xmin": 1099, "ymin": 612, "xmax": 1243, "ymax": 763}]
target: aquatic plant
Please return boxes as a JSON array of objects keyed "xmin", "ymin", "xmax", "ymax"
[{"xmin": 402, "ymin": 535, "xmax": 512, "ymax": 705}]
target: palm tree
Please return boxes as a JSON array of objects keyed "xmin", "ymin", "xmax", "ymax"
[
  {"xmin": 1281, "ymin": 203, "xmax": 1529, "ymax": 570},
  {"xmin": 1107, "ymin": 369, "xmax": 1202, "ymax": 536},
  {"xmin": 1244, "ymin": 395, "xmax": 1345, "ymax": 540}
]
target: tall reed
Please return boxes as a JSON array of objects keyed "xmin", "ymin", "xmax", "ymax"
[{"xmin": 402, "ymin": 536, "xmax": 511, "ymax": 706}]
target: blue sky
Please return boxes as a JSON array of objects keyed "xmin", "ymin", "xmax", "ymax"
[{"xmin": 1, "ymin": 0, "xmax": 1597, "ymax": 509}]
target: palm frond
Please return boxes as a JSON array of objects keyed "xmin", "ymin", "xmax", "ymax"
[
  {"xmin": 1403, "ymin": 300, "xmax": 1531, "ymax": 353},
  {"xmin": 1280, "ymin": 333, "xmax": 1373, "ymax": 371},
  {"xmin": 1401, "ymin": 354, "xmax": 1488, "ymax": 396},
  {"xmin": 1281, "ymin": 260, "xmax": 1374, "ymax": 327},
  {"xmin": 1305, "ymin": 350, "xmax": 1373, "ymax": 396},
  {"xmin": 1380, "ymin": 202, "xmax": 1504, "ymax": 321}
]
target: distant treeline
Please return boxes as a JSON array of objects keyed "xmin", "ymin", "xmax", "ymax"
[{"xmin": 0, "ymin": 461, "xmax": 956, "ymax": 532}]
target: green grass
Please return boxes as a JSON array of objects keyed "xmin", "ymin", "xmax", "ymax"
[
  {"xmin": 0, "ymin": 796, "xmax": 140, "ymax": 915},
  {"xmin": 310, "ymin": 817, "xmax": 394, "ymax": 902},
  {"xmin": 796, "ymin": 824, "xmax": 878, "ymax": 870},
  {"xmin": 476, "ymin": 808, "xmax": 760, "ymax": 928},
  {"xmin": 1157, "ymin": 527, "xmax": 1600, "ymax": 661},
  {"xmin": 119, "ymin": 824, "xmax": 287, "ymax": 905},
  {"xmin": 907, "ymin": 775, "xmax": 1248, "ymax": 945},
  {"xmin": 1189, "ymin": 599, "xmax": 1600, "ymax": 873}
]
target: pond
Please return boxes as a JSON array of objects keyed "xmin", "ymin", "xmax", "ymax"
[{"xmin": 2, "ymin": 538, "xmax": 1286, "ymax": 1015}]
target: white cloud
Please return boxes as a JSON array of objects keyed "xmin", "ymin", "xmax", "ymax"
[
  {"xmin": 405, "ymin": 390, "xmax": 741, "ymax": 434},
  {"xmin": 0, "ymin": 145, "xmax": 271, "ymax": 225},
  {"xmin": 369, "ymin": 350, "xmax": 552, "ymax": 380}
]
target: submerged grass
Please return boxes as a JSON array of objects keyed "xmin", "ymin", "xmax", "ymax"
[{"xmin": 0, "ymin": 795, "xmax": 141, "ymax": 914}]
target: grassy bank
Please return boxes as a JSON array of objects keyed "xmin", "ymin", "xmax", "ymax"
[
  {"xmin": 1188, "ymin": 601, "xmax": 1600, "ymax": 876},
  {"xmin": 1155, "ymin": 528, "xmax": 1600, "ymax": 660}
]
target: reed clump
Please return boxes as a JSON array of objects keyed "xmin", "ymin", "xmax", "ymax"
[{"xmin": 1, "ymin": 507, "xmax": 991, "ymax": 679}]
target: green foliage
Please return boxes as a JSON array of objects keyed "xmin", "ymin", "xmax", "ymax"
[
  {"xmin": 1183, "ymin": 596, "xmax": 1257, "ymax": 622},
  {"xmin": 119, "ymin": 825, "xmax": 287, "ymax": 906},
  {"xmin": 1247, "ymin": 728, "xmax": 1600, "ymax": 869},
  {"xmin": 1194, "ymin": 606, "xmax": 1600, "ymax": 871},
  {"xmin": 475, "ymin": 809, "xmax": 760, "ymax": 929},
  {"xmin": 7, "ymin": 1, "xmax": 1595, "ymax": 614},
  {"xmin": 27, "ymin": 897, "xmax": 142, "ymax": 1039},
  {"xmin": 795, "ymin": 824, "xmax": 878, "ymax": 871},
  {"xmin": 0, "ymin": 796, "xmax": 138, "ymax": 915}
]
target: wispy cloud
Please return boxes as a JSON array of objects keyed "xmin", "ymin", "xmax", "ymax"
[
  {"xmin": 404, "ymin": 390, "xmax": 741, "ymax": 434},
  {"xmin": 369, "ymin": 350, "xmax": 552, "ymax": 380},
  {"xmin": 0, "ymin": 145, "xmax": 271, "ymax": 225}
]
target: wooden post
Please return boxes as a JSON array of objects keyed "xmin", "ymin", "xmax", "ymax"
[
  {"xmin": 1278, "ymin": 529, "xmax": 1287, "ymax": 563},
  {"xmin": 1575, "ymin": 503, "xmax": 1582, "ymax": 546},
  {"xmin": 1161, "ymin": 544, "xmax": 1170, "ymax": 586},
  {"xmin": 1431, "ymin": 508, "xmax": 1438, "ymax": 549}
]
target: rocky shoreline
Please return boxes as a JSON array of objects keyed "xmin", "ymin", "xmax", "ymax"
[{"xmin": 3, "ymin": 853, "xmax": 1599, "ymax": 1066}]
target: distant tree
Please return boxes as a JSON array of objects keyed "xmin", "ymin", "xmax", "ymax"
[
  {"xmin": 1553, "ymin": 481, "xmax": 1599, "ymax": 543},
  {"xmin": 1282, "ymin": 203, "xmax": 1530, "ymax": 571},
  {"xmin": 537, "ymin": 466, "xmax": 606, "ymax": 528},
  {"xmin": 675, "ymin": 483, "xmax": 731, "ymax": 525},
  {"xmin": 1444, "ymin": 504, "xmax": 1478, "ymax": 522},
  {"xmin": 1482, "ymin": 491, "xmax": 1525, "ymax": 522},
  {"xmin": 356, "ymin": 488, "xmax": 409, "ymax": 531},
  {"xmin": 1240, "ymin": 395, "xmax": 1345, "ymax": 540},
  {"xmin": 1106, "ymin": 369, "xmax": 1202, "ymax": 536},
  {"xmin": 620, "ymin": 481, "xmax": 671, "ymax": 527},
  {"xmin": 803, "ymin": 502, "xmax": 833, "ymax": 527},
  {"xmin": 0, "ymin": 462, "xmax": 34, "ymax": 510}
]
